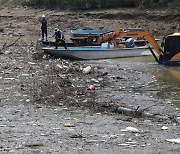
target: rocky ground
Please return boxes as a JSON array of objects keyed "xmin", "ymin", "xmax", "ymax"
[{"xmin": 0, "ymin": 5, "xmax": 180, "ymax": 154}]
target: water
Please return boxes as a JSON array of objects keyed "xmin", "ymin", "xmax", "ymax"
[
  {"xmin": 154, "ymin": 68, "xmax": 180, "ymax": 108},
  {"xmin": 138, "ymin": 56, "xmax": 180, "ymax": 107},
  {"xmin": 113, "ymin": 56, "xmax": 180, "ymax": 108}
]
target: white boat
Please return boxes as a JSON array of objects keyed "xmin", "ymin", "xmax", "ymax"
[{"xmin": 41, "ymin": 46, "xmax": 150, "ymax": 60}]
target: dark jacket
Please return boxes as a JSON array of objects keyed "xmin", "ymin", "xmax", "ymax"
[
  {"xmin": 41, "ymin": 18, "xmax": 47, "ymax": 30},
  {"xmin": 54, "ymin": 30, "xmax": 65, "ymax": 40}
]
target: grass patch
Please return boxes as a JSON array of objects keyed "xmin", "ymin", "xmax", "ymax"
[{"xmin": 0, "ymin": 0, "xmax": 7, "ymax": 4}]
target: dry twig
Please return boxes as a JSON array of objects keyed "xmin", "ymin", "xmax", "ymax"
[{"xmin": 0, "ymin": 37, "xmax": 21, "ymax": 53}]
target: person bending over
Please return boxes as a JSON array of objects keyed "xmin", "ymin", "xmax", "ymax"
[{"xmin": 52, "ymin": 28, "xmax": 67, "ymax": 49}]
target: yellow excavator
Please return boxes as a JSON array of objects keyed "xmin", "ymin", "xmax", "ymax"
[{"xmin": 93, "ymin": 28, "xmax": 180, "ymax": 66}]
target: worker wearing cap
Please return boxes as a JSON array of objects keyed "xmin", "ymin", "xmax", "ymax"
[
  {"xmin": 40, "ymin": 15, "xmax": 48, "ymax": 41},
  {"xmin": 52, "ymin": 28, "xmax": 67, "ymax": 49}
]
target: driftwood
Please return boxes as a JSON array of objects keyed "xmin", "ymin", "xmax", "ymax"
[
  {"xmin": 0, "ymin": 37, "xmax": 21, "ymax": 53},
  {"xmin": 116, "ymin": 107, "xmax": 180, "ymax": 123}
]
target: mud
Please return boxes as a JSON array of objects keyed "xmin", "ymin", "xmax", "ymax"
[{"xmin": 0, "ymin": 5, "xmax": 180, "ymax": 154}]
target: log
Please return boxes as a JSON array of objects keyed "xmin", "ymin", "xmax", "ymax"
[
  {"xmin": 116, "ymin": 107, "xmax": 180, "ymax": 123},
  {"xmin": 0, "ymin": 37, "xmax": 20, "ymax": 53}
]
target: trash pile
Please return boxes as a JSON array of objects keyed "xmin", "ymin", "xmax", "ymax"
[{"xmin": 30, "ymin": 52, "xmax": 113, "ymax": 112}]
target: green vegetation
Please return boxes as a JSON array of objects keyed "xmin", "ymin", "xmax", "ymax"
[
  {"xmin": 1, "ymin": 0, "xmax": 180, "ymax": 9},
  {"xmin": 0, "ymin": 0, "xmax": 7, "ymax": 4},
  {"xmin": 16, "ymin": 0, "xmax": 137, "ymax": 9}
]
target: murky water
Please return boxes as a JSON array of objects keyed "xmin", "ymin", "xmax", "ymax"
[
  {"xmin": 154, "ymin": 67, "xmax": 180, "ymax": 108},
  {"xmin": 113, "ymin": 55, "xmax": 180, "ymax": 108}
]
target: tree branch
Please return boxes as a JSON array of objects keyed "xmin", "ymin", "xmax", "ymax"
[{"xmin": 0, "ymin": 37, "xmax": 21, "ymax": 53}]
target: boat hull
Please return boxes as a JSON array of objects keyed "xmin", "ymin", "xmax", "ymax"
[{"xmin": 42, "ymin": 46, "xmax": 150, "ymax": 60}]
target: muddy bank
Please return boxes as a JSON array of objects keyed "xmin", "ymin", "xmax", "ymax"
[
  {"xmin": 0, "ymin": 6, "xmax": 180, "ymax": 154},
  {"xmin": 0, "ymin": 6, "xmax": 180, "ymax": 44},
  {"xmin": 0, "ymin": 43, "xmax": 180, "ymax": 153}
]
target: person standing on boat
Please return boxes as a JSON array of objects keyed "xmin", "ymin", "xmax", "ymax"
[
  {"xmin": 40, "ymin": 15, "xmax": 48, "ymax": 41},
  {"xmin": 53, "ymin": 28, "xmax": 67, "ymax": 49}
]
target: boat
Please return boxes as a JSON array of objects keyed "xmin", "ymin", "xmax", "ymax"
[
  {"xmin": 41, "ymin": 45, "xmax": 150, "ymax": 60},
  {"xmin": 71, "ymin": 29, "xmax": 112, "ymax": 38}
]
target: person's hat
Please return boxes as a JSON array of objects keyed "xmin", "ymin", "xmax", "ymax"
[
  {"xmin": 54, "ymin": 28, "xmax": 59, "ymax": 32},
  {"xmin": 42, "ymin": 15, "xmax": 45, "ymax": 18}
]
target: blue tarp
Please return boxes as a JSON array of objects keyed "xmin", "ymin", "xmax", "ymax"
[{"xmin": 71, "ymin": 30, "xmax": 112, "ymax": 35}]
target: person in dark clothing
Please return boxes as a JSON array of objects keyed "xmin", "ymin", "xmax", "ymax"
[
  {"xmin": 52, "ymin": 28, "xmax": 67, "ymax": 49},
  {"xmin": 40, "ymin": 15, "xmax": 48, "ymax": 41}
]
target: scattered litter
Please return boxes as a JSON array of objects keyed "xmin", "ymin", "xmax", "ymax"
[
  {"xmin": 118, "ymin": 143, "xmax": 130, "ymax": 146},
  {"xmin": 24, "ymin": 142, "xmax": 44, "ymax": 148},
  {"xmin": 117, "ymin": 107, "xmax": 180, "ymax": 123},
  {"xmin": 56, "ymin": 64, "xmax": 63, "ymax": 69},
  {"xmin": 109, "ymin": 134, "xmax": 118, "ymax": 139},
  {"xmin": 34, "ymin": 104, "xmax": 43, "ymax": 108},
  {"xmin": 125, "ymin": 141, "xmax": 137, "ymax": 144},
  {"xmin": 64, "ymin": 123, "xmax": 76, "ymax": 127},
  {"xmin": 140, "ymin": 145, "xmax": 146, "ymax": 147},
  {"xmin": 28, "ymin": 62, "xmax": 36, "ymax": 65},
  {"xmin": 66, "ymin": 67, "xmax": 75, "ymax": 73},
  {"xmin": 26, "ymin": 99, "xmax": 31, "ymax": 102},
  {"xmin": 176, "ymin": 117, "xmax": 180, "ymax": 123},
  {"xmin": 4, "ymin": 78, "xmax": 15, "ymax": 80},
  {"xmin": 144, "ymin": 120, "xmax": 152, "ymax": 125},
  {"xmin": 0, "ymin": 125, "xmax": 6, "ymax": 127},
  {"xmin": 166, "ymin": 139, "xmax": 180, "ymax": 144},
  {"xmin": 86, "ymin": 140, "xmax": 99, "ymax": 143},
  {"xmin": 91, "ymin": 78, "xmax": 99, "ymax": 83},
  {"xmin": 83, "ymin": 66, "xmax": 91, "ymax": 74},
  {"xmin": 4, "ymin": 50, "xmax": 12, "ymax": 55},
  {"xmin": 75, "ymin": 90, "xmax": 84, "ymax": 95},
  {"xmin": 161, "ymin": 126, "xmax": 168, "ymax": 130},
  {"xmin": 69, "ymin": 133, "xmax": 83, "ymax": 138},
  {"xmin": 63, "ymin": 107, "xmax": 69, "ymax": 110},
  {"xmin": 121, "ymin": 127, "xmax": 140, "ymax": 133},
  {"xmin": 135, "ymin": 133, "xmax": 141, "ymax": 137},
  {"xmin": 87, "ymin": 85, "xmax": 95, "ymax": 91},
  {"xmin": 21, "ymin": 74, "xmax": 30, "ymax": 77},
  {"xmin": 36, "ymin": 123, "xmax": 44, "ymax": 127}
]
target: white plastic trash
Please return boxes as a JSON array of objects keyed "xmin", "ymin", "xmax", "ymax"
[
  {"xmin": 161, "ymin": 126, "xmax": 168, "ymax": 130},
  {"xmin": 83, "ymin": 66, "xmax": 91, "ymax": 74},
  {"xmin": 121, "ymin": 127, "xmax": 140, "ymax": 133},
  {"xmin": 166, "ymin": 139, "xmax": 180, "ymax": 144}
]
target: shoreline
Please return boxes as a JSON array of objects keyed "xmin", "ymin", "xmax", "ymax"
[{"xmin": 0, "ymin": 6, "xmax": 179, "ymax": 153}]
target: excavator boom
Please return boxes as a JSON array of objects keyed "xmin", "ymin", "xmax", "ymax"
[
  {"xmin": 97, "ymin": 28, "xmax": 163, "ymax": 56},
  {"xmin": 96, "ymin": 28, "xmax": 180, "ymax": 65}
]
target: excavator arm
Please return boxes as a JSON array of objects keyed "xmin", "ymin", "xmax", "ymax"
[
  {"xmin": 96, "ymin": 28, "xmax": 163, "ymax": 57},
  {"xmin": 96, "ymin": 28, "xmax": 180, "ymax": 65}
]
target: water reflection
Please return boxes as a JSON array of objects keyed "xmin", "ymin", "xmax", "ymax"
[{"xmin": 154, "ymin": 68, "xmax": 180, "ymax": 108}]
